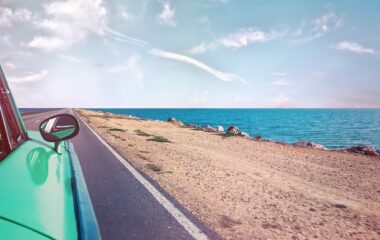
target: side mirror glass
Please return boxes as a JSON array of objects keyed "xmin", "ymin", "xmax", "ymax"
[{"xmin": 39, "ymin": 114, "xmax": 79, "ymax": 142}]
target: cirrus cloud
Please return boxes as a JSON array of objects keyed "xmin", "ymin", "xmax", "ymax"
[
  {"xmin": 292, "ymin": 12, "xmax": 343, "ymax": 43},
  {"xmin": 333, "ymin": 41, "xmax": 377, "ymax": 55},
  {"xmin": 189, "ymin": 27, "xmax": 286, "ymax": 54}
]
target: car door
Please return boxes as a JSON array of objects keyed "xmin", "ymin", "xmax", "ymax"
[{"xmin": 0, "ymin": 65, "xmax": 78, "ymax": 239}]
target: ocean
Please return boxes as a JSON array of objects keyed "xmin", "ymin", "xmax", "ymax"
[{"xmin": 85, "ymin": 108, "xmax": 380, "ymax": 150}]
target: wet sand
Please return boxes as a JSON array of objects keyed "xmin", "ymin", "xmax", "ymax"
[{"xmin": 77, "ymin": 109, "xmax": 380, "ymax": 240}]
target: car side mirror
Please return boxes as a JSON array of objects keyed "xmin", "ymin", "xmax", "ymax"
[{"xmin": 39, "ymin": 114, "xmax": 79, "ymax": 152}]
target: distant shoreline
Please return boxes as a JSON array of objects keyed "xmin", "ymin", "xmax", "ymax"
[{"xmin": 81, "ymin": 108, "xmax": 380, "ymax": 152}]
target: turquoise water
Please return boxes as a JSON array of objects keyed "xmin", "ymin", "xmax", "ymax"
[{"xmin": 88, "ymin": 108, "xmax": 380, "ymax": 150}]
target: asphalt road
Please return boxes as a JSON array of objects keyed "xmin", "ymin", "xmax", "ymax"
[{"xmin": 22, "ymin": 109, "xmax": 219, "ymax": 240}]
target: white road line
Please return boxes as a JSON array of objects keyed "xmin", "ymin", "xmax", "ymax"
[{"xmin": 74, "ymin": 111, "xmax": 209, "ymax": 240}]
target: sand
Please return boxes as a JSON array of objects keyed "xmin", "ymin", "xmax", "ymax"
[{"xmin": 77, "ymin": 109, "xmax": 380, "ymax": 240}]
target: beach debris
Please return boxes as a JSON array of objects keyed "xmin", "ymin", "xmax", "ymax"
[
  {"xmin": 201, "ymin": 125, "xmax": 217, "ymax": 132},
  {"xmin": 311, "ymin": 143, "xmax": 328, "ymax": 150},
  {"xmin": 294, "ymin": 141, "xmax": 310, "ymax": 148},
  {"xmin": 227, "ymin": 126, "xmax": 240, "ymax": 134},
  {"xmin": 334, "ymin": 203, "xmax": 347, "ymax": 209},
  {"xmin": 127, "ymin": 115, "xmax": 141, "ymax": 119},
  {"xmin": 345, "ymin": 145, "xmax": 379, "ymax": 157},
  {"xmin": 309, "ymin": 207, "xmax": 316, "ymax": 212},
  {"xmin": 293, "ymin": 141, "xmax": 328, "ymax": 150},
  {"xmin": 216, "ymin": 126, "xmax": 225, "ymax": 133},
  {"xmin": 167, "ymin": 117, "xmax": 184, "ymax": 126},
  {"xmin": 239, "ymin": 132, "xmax": 250, "ymax": 138},
  {"xmin": 253, "ymin": 135, "xmax": 263, "ymax": 141}
]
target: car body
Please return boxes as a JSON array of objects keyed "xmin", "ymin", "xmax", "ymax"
[{"xmin": 0, "ymin": 65, "xmax": 100, "ymax": 239}]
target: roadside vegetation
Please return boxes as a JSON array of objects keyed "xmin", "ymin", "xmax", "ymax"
[
  {"xmin": 135, "ymin": 129, "xmax": 152, "ymax": 137},
  {"xmin": 109, "ymin": 128, "xmax": 125, "ymax": 132},
  {"xmin": 135, "ymin": 129, "xmax": 172, "ymax": 143},
  {"xmin": 146, "ymin": 163, "xmax": 161, "ymax": 172},
  {"xmin": 148, "ymin": 136, "xmax": 172, "ymax": 143}
]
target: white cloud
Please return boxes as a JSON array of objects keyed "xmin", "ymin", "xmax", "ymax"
[
  {"xmin": 313, "ymin": 12, "xmax": 342, "ymax": 35},
  {"xmin": 27, "ymin": 0, "xmax": 107, "ymax": 51},
  {"xmin": 333, "ymin": 41, "xmax": 377, "ymax": 55},
  {"xmin": 150, "ymin": 48, "xmax": 243, "ymax": 83},
  {"xmin": 158, "ymin": 2, "xmax": 176, "ymax": 27},
  {"xmin": 271, "ymin": 78, "xmax": 289, "ymax": 86},
  {"xmin": 27, "ymin": 36, "xmax": 67, "ymax": 50},
  {"xmin": 0, "ymin": 7, "xmax": 32, "ymax": 27},
  {"xmin": 293, "ymin": 12, "xmax": 343, "ymax": 43},
  {"xmin": 9, "ymin": 69, "xmax": 48, "ymax": 83},
  {"xmin": 189, "ymin": 28, "xmax": 285, "ymax": 54},
  {"xmin": 190, "ymin": 11, "xmax": 342, "ymax": 53},
  {"xmin": 219, "ymin": 28, "xmax": 283, "ymax": 48}
]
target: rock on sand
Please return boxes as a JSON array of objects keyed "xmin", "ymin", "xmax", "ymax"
[
  {"xmin": 346, "ymin": 145, "xmax": 379, "ymax": 157},
  {"xmin": 293, "ymin": 141, "xmax": 328, "ymax": 150},
  {"xmin": 227, "ymin": 126, "xmax": 239, "ymax": 134}
]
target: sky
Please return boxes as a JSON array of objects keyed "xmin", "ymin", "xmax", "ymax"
[{"xmin": 0, "ymin": 0, "xmax": 379, "ymax": 108}]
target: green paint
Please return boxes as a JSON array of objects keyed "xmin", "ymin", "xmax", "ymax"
[
  {"xmin": 52, "ymin": 128, "xmax": 75, "ymax": 139},
  {"xmin": 40, "ymin": 122, "xmax": 47, "ymax": 130},
  {"xmin": 0, "ymin": 218, "xmax": 50, "ymax": 240},
  {"xmin": 0, "ymin": 131, "xmax": 78, "ymax": 239}
]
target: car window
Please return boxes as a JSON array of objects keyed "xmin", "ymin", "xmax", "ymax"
[{"xmin": 0, "ymin": 65, "xmax": 27, "ymax": 150}]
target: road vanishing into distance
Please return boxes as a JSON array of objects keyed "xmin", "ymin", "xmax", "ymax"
[{"xmin": 22, "ymin": 109, "xmax": 220, "ymax": 240}]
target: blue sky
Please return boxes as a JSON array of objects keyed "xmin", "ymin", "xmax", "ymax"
[{"xmin": 0, "ymin": 0, "xmax": 379, "ymax": 108}]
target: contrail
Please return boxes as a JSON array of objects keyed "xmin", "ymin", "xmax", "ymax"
[
  {"xmin": 106, "ymin": 29, "xmax": 247, "ymax": 84},
  {"xmin": 105, "ymin": 28, "xmax": 148, "ymax": 48}
]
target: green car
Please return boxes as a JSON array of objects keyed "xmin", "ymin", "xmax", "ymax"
[{"xmin": 0, "ymin": 65, "xmax": 100, "ymax": 239}]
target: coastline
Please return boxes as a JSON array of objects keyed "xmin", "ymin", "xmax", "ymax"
[
  {"xmin": 76, "ymin": 109, "xmax": 380, "ymax": 239},
  {"xmin": 85, "ymin": 108, "xmax": 380, "ymax": 151}
]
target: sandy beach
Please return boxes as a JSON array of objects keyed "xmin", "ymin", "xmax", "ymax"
[{"xmin": 77, "ymin": 109, "xmax": 380, "ymax": 240}]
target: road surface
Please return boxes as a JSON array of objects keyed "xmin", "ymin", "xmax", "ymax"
[{"xmin": 22, "ymin": 109, "xmax": 219, "ymax": 240}]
